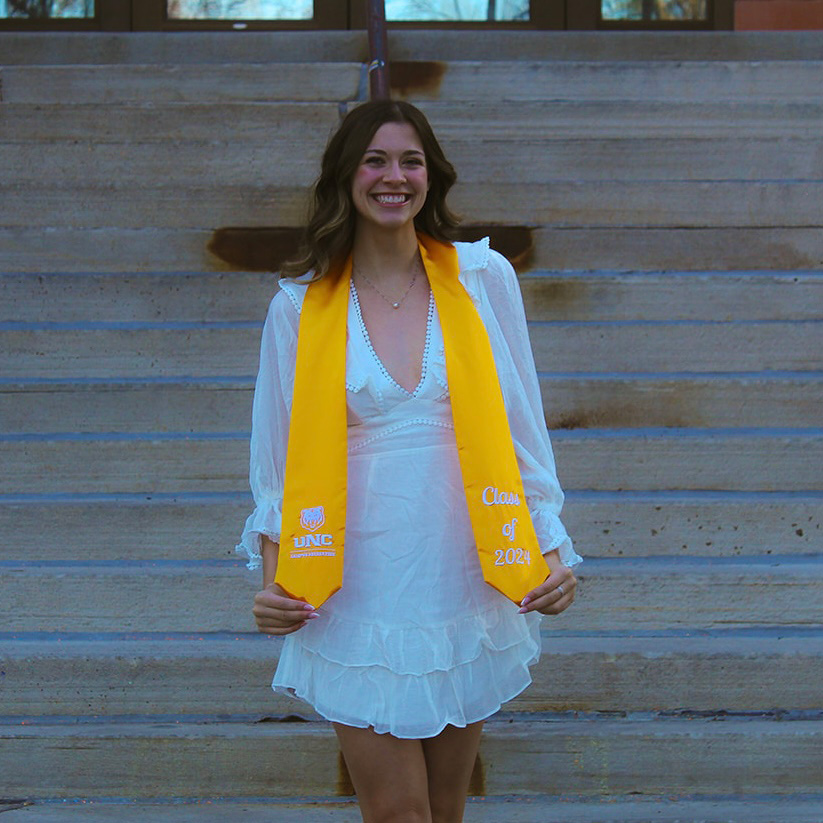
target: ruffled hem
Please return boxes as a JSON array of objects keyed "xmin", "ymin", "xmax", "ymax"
[
  {"xmin": 234, "ymin": 498, "xmax": 283, "ymax": 571},
  {"xmin": 296, "ymin": 603, "xmax": 539, "ymax": 675},
  {"xmin": 273, "ymin": 614, "xmax": 540, "ymax": 739},
  {"xmin": 553, "ymin": 536, "xmax": 583, "ymax": 569}
]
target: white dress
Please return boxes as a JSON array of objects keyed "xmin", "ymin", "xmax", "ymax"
[{"xmin": 236, "ymin": 237, "xmax": 582, "ymax": 739}]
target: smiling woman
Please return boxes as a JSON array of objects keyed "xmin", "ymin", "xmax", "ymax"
[{"xmin": 238, "ymin": 100, "xmax": 580, "ymax": 822}]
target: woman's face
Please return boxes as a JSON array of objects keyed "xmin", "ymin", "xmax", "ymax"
[{"xmin": 350, "ymin": 121, "xmax": 429, "ymax": 235}]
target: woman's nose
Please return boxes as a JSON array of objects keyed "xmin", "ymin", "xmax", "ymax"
[{"xmin": 382, "ymin": 161, "xmax": 405, "ymax": 182}]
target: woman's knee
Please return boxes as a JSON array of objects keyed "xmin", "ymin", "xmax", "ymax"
[
  {"xmin": 333, "ymin": 723, "xmax": 432, "ymax": 823},
  {"xmin": 363, "ymin": 796, "xmax": 431, "ymax": 823},
  {"xmin": 428, "ymin": 797, "xmax": 463, "ymax": 823}
]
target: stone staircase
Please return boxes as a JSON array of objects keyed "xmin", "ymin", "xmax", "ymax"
[{"xmin": 1, "ymin": 30, "xmax": 822, "ymax": 822}]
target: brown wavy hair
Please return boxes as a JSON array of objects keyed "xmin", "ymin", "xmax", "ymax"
[{"xmin": 280, "ymin": 100, "xmax": 460, "ymax": 280}]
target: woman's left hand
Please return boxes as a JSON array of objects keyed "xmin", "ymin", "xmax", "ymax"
[{"xmin": 518, "ymin": 564, "xmax": 577, "ymax": 616}]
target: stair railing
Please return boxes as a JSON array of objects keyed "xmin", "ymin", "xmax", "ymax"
[{"xmin": 366, "ymin": 0, "xmax": 390, "ymax": 100}]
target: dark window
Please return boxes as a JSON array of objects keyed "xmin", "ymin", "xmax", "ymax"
[
  {"xmin": 0, "ymin": 0, "xmax": 734, "ymax": 30},
  {"xmin": 1, "ymin": 0, "xmax": 95, "ymax": 17}
]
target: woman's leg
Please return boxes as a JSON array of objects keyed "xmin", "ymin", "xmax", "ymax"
[
  {"xmin": 333, "ymin": 722, "xmax": 432, "ymax": 823},
  {"xmin": 421, "ymin": 721, "xmax": 485, "ymax": 823}
]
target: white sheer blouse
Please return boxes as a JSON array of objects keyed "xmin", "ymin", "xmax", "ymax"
[{"xmin": 236, "ymin": 237, "xmax": 581, "ymax": 572}]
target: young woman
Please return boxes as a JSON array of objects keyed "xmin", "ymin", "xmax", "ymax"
[{"xmin": 236, "ymin": 100, "xmax": 581, "ymax": 823}]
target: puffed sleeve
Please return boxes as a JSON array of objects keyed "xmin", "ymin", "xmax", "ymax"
[
  {"xmin": 234, "ymin": 288, "xmax": 299, "ymax": 571},
  {"xmin": 475, "ymin": 249, "xmax": 582, "ymax": 568}
]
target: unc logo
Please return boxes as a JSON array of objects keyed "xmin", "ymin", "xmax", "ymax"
[
  {"xmin": 300, "ymin": 506, "xmax": 325, "ymax": 532},
  {"xmin": 293, "ymin": 533, "xmax": 334, "ymax": 548}
]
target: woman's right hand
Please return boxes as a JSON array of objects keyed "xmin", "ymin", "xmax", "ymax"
[{"xmin": 252, "ymin": 582, "xmax": 318, "ymax": 635}]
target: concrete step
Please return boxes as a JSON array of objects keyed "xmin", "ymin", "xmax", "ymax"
[
  {"xmin": 0, "ymin": 64, "xmax": 363, "ymax": 104},
  {"xmin": 0, "ymin": 101, "xmax": 342, "ymax": 143},
  {"xmin": 4, "ymin": 797, "xmax": 823, "ymax": 823},
  {"xmin": 4, "ymin": 272, "xmax": 819, "ymax": 324},
  {"xmin": 392, "ymin": 61, "xmax": 823, "ymax": 104},
  {"xmin": 1, "ymin": 633, "xmax": 821, "ymax": 716},
  {"xmin": 3, "ymin": 139, "xmax": 823, "ymax": 190},
  {"xmin": 454, "ymin": 181, "xmax": 823, "ymax": 229},
  {"xmin": 1, "ymin": 493, "xmax": 818, "ymax": 562},
  {"xmin": 532, "ymin": 320, "xmax": 822, "ymax": 374},
  {"xmin": 541, "ymin": 375, "xmax": 823, "ymax": 430},
  {"xmin": 4, "ymin": 100, "xmax": 823, "ymax": 144},
  {"xmin": 6, "ymin": 181, "xmax": 823, "ymax": 231},
  {"xmin": 2, "ymin": 558, "xmax": 821, "ymax": 633},
  {"xmin": 2, "ymin": 322, "xmax": 820, "ymax": 379},
  {"xmin": 1, "ymin": 431, "xmax": 821, "ymax": 495},
  {"xmin": 2, "ymin": 715, "xmax": 821, "ymax": 798},
  {"xmin": 528, "ymin": 226, "xmax": 823, "ymax": 272},
  {"xmin": 3, "ymin": 375, "xmax": 822, "ymax": 433},
  {"xmin": 4, "ymin": 226, "xmax": 823, "ymax": 272},
  {"xmin": 2, "ymin": 431, "xmax": 821, "ymax": 495},
  {"xmin": 3, "ymin": 30, "xmax": 823, "ymax": 65},
  {"xmin": 0, "ymin": 272, "xmax": 274, "ymax": 324},
  {"xmin": 521, "ymin": 272, "xmax": 823, "ymax": 323},
  {"xmin": 4, "ymin": 62, "xmax": 823, "ymax": 105},
  {"xmin": 0, "ymin": 381, "xmax": 255, "ymax": 434},
  {"xmin": 422, "ymin": 99, "xmax": 823, "ymax": 138},
  {"xmin": 0, "ymin": 143, "xmax": 318, "ymax": 188}
]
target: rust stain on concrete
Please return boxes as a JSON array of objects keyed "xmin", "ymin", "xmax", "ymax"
[
  {"xmin": 209, "ymin": 225, "xmax": 533, "ymax": 273},
  {"xmin": 456, "ymin": 225, "xmax": 534, "ymax": 272},
  {"xmin": 552, "ymin": 411, "xmax": 591, "ymax": 430},
  {"xmin": 468, "ymin": 753, "xmax": 486, "ymax": 796},
  {"xmin": 389, "ymin": 61, "xmax": 447, "ymax": 97},
  {"xmin": 533, "ymin": 278, "xmax": 589, "ymax": 313},
  {"xmin": 548, "ymin": 399, "xmax": 689, "ymax": 430},
  {"xmin": 208, "ymin": 227, "xmax": 302, "ymax": 272},
  {"xmin": 337, "ymin": 750, "xmax": 355, "ymax": 796}
]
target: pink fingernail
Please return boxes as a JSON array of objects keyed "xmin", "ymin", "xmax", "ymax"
[
  {"xmin": 303, "ymin": 604, "xmax": 315, "ymax": 610},
  {"xmin": 518, "ymin": 607, "xmax": 528, "ymax": 614},
  {"xmin": 307, "ymin": 612, "xmax": 319, "ymax": 619}
]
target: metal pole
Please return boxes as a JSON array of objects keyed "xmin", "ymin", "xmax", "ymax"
[{"xmin": 366, "ymin": 0, "xmax": 391, "ymax": 100}]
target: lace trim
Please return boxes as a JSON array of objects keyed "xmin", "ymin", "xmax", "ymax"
[
  {"xmin": 277, "ymin": 277, "xmax": 307, "ymax": 314},
  {"xmin": 350, "ymin": 280, "xmax": 435, "ymax": 399},
  {"xmin": 455, "ymin": 236, "xmax": 490, "ymax": 273},
  {"xmin": 234, "ymin": 541, "xmax": 263, "ymax": 571},
  {"xmin": 349, "ymin": 417, "xmax": 454, "ymax": 453},
  {"xmin": 430, "ymin": 342, "xmax": 450, "ymax": 395}
]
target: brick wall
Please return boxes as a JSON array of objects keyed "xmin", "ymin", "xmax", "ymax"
[{"xmin": 736, "ymin": 0, "xmax": 823, "ymax": 29}]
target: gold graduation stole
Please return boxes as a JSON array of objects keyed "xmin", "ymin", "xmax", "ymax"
[{"xmin": 276, "ymin": 234, "xmax": 550, "ymax": 607}]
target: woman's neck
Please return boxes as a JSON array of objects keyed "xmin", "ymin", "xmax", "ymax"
[{"xmin": 351, "ymin": 225, "xmax": 420, "ymax": 282}]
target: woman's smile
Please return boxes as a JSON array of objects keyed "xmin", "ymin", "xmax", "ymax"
[{"xmin": 372, "ymin": 193, "xmax": 412, "ymax": 206}]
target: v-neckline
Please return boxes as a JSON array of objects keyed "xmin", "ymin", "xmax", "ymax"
[{"xmin": 350, "ymin": 280, "xmax": 434, "ymax": 397}]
